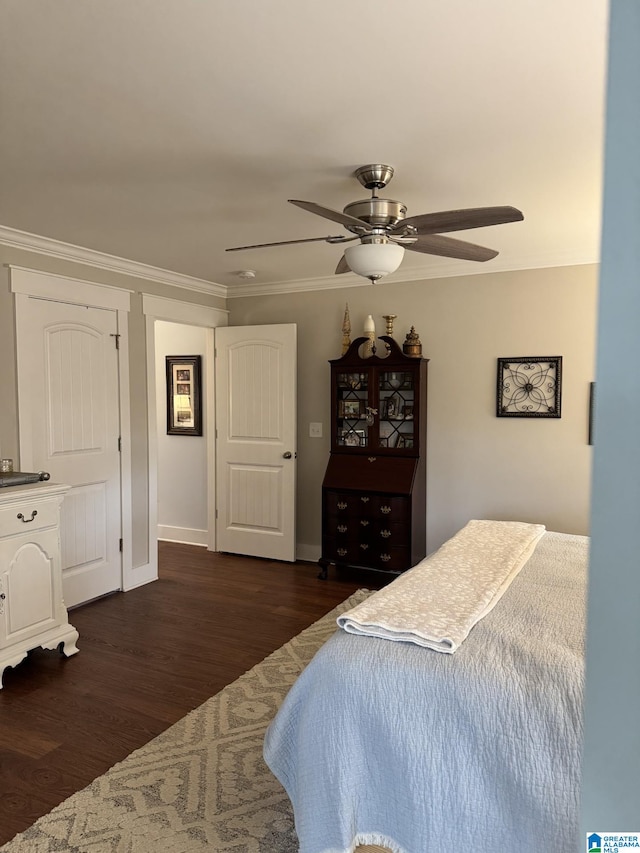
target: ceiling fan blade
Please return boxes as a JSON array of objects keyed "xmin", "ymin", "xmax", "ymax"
[
  {"xmin": 394, "ymin": 206, "xmax": 523, "ymax": 235},
  {"xmin": 288, "ymin": 199, "xmax": 368, "ymax": 231},
  {"xmin": 335, "ymin": 255, "xmax": 350, "ymax": 275},
  {"xmin": 226, "ymin": 235, "xmax": 349, "ymax": 252},
  {"xmin": 407, "ymin": 234, "xmax": 499, "ymax": 262}
]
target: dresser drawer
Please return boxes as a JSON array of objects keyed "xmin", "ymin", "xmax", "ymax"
[
  {"xmin": 325, "ymin": 492, "xmax": 355, "ymax": 518},
  {"xmin": 325, "ymin": 491, "xmax": 410, "ymax": 522},
  {"xmin": 373, "ymin": 546, "xmax": 412, "ymax": 572},
  {"xmin": 375, "ymin": 521, "xmax": 410, "ymax": 546},
  {"xmin": 0, "ymin": 499, "xmax": 59, "ymax": 539},
  {"xmin": 326, "ymin": 522, "xmax": 359, "ymax": 550},
  {"xmin": 324, "ymin": 539, "xmax": 380, "ymax": 565},
  {"xmin": 323, "ymin": 538, "xmax": 353, "ymax": 563},
  {"xmin": 373, "ymin": 496, "xmax": 410, "ymax": 522},
  {"xmin": 323, "ymin": 538, "xmax": 411, "ymax": 573}
]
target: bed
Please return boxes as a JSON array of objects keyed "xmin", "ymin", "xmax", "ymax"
[{"xmin": 264, "ymin": 523, "xmax": 587, "ymax": 853}]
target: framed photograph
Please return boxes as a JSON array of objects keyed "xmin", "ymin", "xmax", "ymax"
[
  {"xmin": 383, "ymin": 395, "xmax": 402, "ymax": 419},
  {"xmin": 166, "ymin": 355, "xmax": 203, "ymax": 436},
  {"xmin": 496, "ymin": 357, "xmax": 562, "ymax": 418},
  {"xmin": 339, "ymin": 398, "xmax": 363, "ymax": 419},
  {"xmin": 342, "ymin": 428, "xmax": 366, "ymax": 447},
  {"xmin": 397, "ymin": 434, "xmax": 414, "ymax": 449}
]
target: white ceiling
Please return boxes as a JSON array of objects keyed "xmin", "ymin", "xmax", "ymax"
[{"xmin": 0, "ymin": 0, "xmax": 609, "ymax": 294}]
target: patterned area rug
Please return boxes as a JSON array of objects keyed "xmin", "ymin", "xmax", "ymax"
[{"xmin": 1, "ymin": 590, "xmax": 372, "ymax": 853}]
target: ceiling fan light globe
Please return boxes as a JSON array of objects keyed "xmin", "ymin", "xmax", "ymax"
[{"xmin": 344, "ymin": 243, "xmax": 405, "ymax": 281}]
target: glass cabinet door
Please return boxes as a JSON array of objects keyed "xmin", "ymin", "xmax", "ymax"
[
  {"xmin": 378, "ymin": 370, "xmax": 415, "ymax": 449},
  {"xmin": 336, "ymin": 371, "xmax": 369, "ymax": 448}
]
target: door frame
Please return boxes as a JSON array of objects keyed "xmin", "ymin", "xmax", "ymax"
[
  {"xmin": 9, "ymin": 265, "xmax": 134, "ymax": 591},
  {"xmin": 141, "ymin": 294, "xmax": 228, "ymax": 568}
]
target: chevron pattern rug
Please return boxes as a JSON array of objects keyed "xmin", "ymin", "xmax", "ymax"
[{"xmin": 1, "ymin": 589, "xmax": 372, "ymax": 853}]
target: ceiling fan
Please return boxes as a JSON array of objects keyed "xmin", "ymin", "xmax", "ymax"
[{"xmin": 226, "ymin": 164, "xmax": 524, "ymax": 283}]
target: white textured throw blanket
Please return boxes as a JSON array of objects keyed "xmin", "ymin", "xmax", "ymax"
[{"xmin": 337, "ymin": 519, "xmax": 545, "ymax": 652}]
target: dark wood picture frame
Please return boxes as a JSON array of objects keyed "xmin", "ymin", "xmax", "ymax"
[
  {"xmin": 339, "ymin": 398, "xmax": 364, "ymax": 419},
  {"xmin": 496, "ymin": 356, "xmax": 562, "ymax": 418},
  {"xmin": 166, "ymin": 355, "xmax": 202, "ymax": 436}
]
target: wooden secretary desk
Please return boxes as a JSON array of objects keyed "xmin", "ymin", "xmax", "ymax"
[{"xmin": 318, "ymin": 335, "xmax": 428, "ymax": 580}]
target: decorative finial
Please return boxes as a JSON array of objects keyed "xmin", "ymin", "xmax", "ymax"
[
  {"xmin": 341, "ymin": 303, "xmax": 351, "ymax": 355},
  {"xmin": 403, "ymin": 326, "xmax": 423, "ymax": 358}
]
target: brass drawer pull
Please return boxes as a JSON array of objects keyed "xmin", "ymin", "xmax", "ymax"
[
  {"xmin": 380, "ymin": 553, "xmax": 391, "ymax": 562},
  {"xmin": 381, "ymin": 529, "xmax": 391, "ymax": 538},
  {"xmin": 381, "ymin": 505, "xmax": 391, "ymax": 514},
  {"xmin": 360, "ymin": 520, "xmax": 369, "ymax": 527},
  {"xmin": 337, "ymin": 501, "xmax": 347, "ymax": 510},
  {"xmin": 368, "ymin": 456, "xmax": 377, "ymax": 463},
  {"xmin": 337, "ymin": 525, "xmax": 347, "ymax": 533},
  {"xmin": 360, "ymin": 496, "xmax": 370, "ymax": 503},
  {"xmin": 17, "ymin": 510, "xmax": 38, "ymax": 523},
  {"xmin": 337, "ymin": 548, "xmax": 347, "ymax": 557},
  {"xmin": 360, "ymin": 543, "xmax": 369, "ymax": 550}
]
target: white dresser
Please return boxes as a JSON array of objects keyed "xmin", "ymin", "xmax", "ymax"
[{"xmin": 0, "ymin": 481, "xmax": 79, "ymax": 688}]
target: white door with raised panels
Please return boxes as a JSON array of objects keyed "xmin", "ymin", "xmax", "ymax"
[
  {"xmin": 215, "ymin": 324, "xmax": 297, "ymax": 561},
  {"xmin": 15, "ymin": 297, "xmax": 122, "ymax": 607}
]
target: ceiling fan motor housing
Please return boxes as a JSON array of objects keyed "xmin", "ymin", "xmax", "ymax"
[
  {"xmin": 342, "ymin": 198, "xmax": 407, "ymax": 231},
  {"xmin": 354, "ymin": 164, "xmax": 395, "ymax": 190}
]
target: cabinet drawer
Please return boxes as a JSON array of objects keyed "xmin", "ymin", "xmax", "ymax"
[
  {"xmin": 0, "ymin": 499, "xmax": 59, "ymax": 540},
  {"xmin": 322, "ymin": 539, "xmax": 411, "ymax": 573},
  {"xmin": 373, "ymin": 496, "xmax": 410, "ymax": 522},
  {"xmin": 324, "ymin": 539, "xmax": 377, "ymax": 564},
  {"xmin": 325, "ymin": 491, "xmax": 410, "ymax": 522},
  {"xmin": 325, "ymin": 492, "xmax": 355, "ymax": 517},
  {"xmin": 374, "ymin": 546, "xmax": 412, "ymax": 572},
  {"xmin": 376, "ymin": 521, "xmax": 410, "ymax": 546}
]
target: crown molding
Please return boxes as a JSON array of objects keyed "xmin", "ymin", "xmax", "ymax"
[
  {"xmin": 225, "ymin": 270, "xmax": 373, "ymax": 299},
  {"xmin": 226, "ymin": 247, "xmax": 600, "ymax": 297},
  {"xmin": 0, "ymin": 223, "xmax": 599, "ymax": 302},
  {"xmin": 0, "ymin": 224, "xmax": 228, "ymax": 298}
]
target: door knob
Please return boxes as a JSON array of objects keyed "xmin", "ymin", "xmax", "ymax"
[{"xmin": 283, "ymin": 451, "xmax": 292, "ymax": 459}]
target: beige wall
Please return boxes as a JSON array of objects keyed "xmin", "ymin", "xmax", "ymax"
[
  {"xmin": 0, "ymin": 245, "xmax": 225, "ymax": 568},
  {"xmin": 0, "ymin": 245, "xmax": 597, "ymax": 567},
  {"xmin": 229, "ymin": 264, "xmax": 598, "ymax": 554}
]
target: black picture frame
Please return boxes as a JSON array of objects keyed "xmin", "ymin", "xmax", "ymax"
[
  {"xmin": 588, "ymin": 381, "xmax": 595, "ymax": 445},
  {"xmin": 166, "ymin": 355, "xmax": 202, "ymax": 436},
  {"xmin": 496, "ymin": 356, "xmax": 562, "ymax": 418}
]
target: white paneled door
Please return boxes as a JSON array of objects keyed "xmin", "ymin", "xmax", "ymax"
[
  {"xmin": 15, "ymin": 297, "xmax": 122, "ymax": 607},
  {"xmin": 215, "ymin": 324, "xmax": 297, "ymax": 561}
]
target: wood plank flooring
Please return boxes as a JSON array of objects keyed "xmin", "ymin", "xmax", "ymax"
[{"xmin": 0, "ymin": 543, "xmax": 386, "ymax": 846}]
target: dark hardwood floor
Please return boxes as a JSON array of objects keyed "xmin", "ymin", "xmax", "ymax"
[{"xmin": 0, "ymin": 543, "xmax": 385, "ymax": 846}]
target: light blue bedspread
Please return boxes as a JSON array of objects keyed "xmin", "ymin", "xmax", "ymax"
[{"xmin": 264, "ymin": 532, "xmax": 587, "ymax": 853}]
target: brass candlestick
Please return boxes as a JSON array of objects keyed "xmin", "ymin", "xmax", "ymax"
[
  {"xmin": 341, "ymin": 303, "xmax": 352, "ymax": 355},
  {"xmin": 382, "ymin": 314, "xmax": 397, "ymax": 338}
]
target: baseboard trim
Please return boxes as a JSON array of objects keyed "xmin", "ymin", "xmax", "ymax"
[
  {"xmin": 158, "ymin": 525, "xmax": 208, "ymax": 547},
  {"xmin": 296, "ymin": 543, "xmax": 321, "ymax": 563}
]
